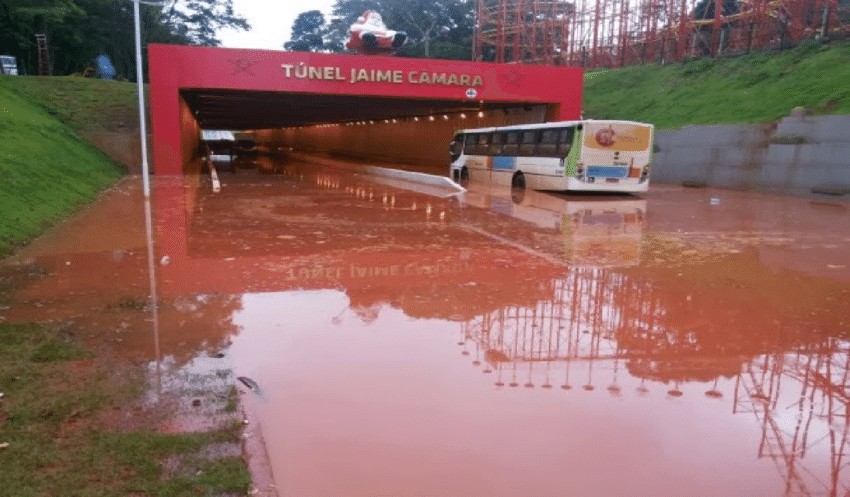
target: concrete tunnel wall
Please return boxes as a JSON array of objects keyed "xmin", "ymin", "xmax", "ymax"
[
  {"xmin": 254, "ymin": 106, "xmax": 548, "ymax": 174},
  {"xmin": 179, "ymin": 95, "xmax": 202, "ymax": 176},
  {"xmin": 178, "ymin": 94, "xmax": 204, "ymax": 223}
]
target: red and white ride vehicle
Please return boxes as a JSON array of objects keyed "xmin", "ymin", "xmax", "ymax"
[{"xmin": 345, "ymin": 11, "xmax": 407, "ymax": 55}]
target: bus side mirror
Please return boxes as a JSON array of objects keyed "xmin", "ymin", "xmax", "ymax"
[{"xmin": 449, "ymin": 141, "xmax": 462, "ymax": 162}]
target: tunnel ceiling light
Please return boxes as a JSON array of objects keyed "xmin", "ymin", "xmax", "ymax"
[
  {"xmin": 392, "ymin": 119, "xmax": 397, "ymax": 123},
  {"xmin": 414, "ymin": 116, "xmax": 419, "ymax": 121},
  {"xmin": 460, "ymin": 113, "xmax": 466, "ymax": 118},
  {"xmin": 478, "ymin": 111, "xmax": 484, "ymax": 117},
  {"xmin": 443, "ymin": 114, "xmax": 449, "ymax": 119},
  {"xmin": 429, "ymin": 115, "xmax": 435, "ymax": 121}
]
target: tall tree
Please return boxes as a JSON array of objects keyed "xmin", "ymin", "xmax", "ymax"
[
  {"xmin": 284, "ymin": 10, "xmax": 325, "ymax": 52},
  {"xmin": 160, "ymin": 0, "xmax": 249, "ymax": 47},
  {"xmin": 0, "ymin": 0, "xmax": 249, "ymax": 77}
]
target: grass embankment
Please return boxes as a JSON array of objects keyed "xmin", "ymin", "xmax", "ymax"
[
  {"xmin": 583, "ymin": 39, "xmax": 850, "ymax": 129},
  {"xmin": 0, "ymin": 322, "xmax": 251, "ymax": 496},
  {"xmin": 0, "ymin": 82, "xmax": 124, "ymax": 258},
  {"xmin": 0, "ymin": 76, "xmax": 142, "ymax": 134}
]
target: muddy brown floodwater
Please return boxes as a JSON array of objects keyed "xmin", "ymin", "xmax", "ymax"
[{"xmin": 2, "ymin": 157, "xmax": 850, "ymax": 497}]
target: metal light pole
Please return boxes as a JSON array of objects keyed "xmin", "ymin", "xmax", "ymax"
[
  {"xmin": 133, "ymin": 0, "xmax": 151, "ymax": 197},
  {"xmin": 128, "ymin": 0, "xmax": 165, "ymax": 198}
]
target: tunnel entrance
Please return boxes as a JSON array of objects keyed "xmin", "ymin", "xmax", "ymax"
[{"xmin": 148, "ymin": 44, "xmax": 583, "ymax": 175}]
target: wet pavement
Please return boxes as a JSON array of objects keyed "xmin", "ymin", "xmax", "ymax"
[{"xmin": 2, "ymin": 157, "xmax": 850, "ymax": 497}]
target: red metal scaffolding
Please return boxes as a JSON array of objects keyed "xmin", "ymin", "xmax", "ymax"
[{"xmin": 474, "ymin": 0, "xmax": 850, "ymax": 68}]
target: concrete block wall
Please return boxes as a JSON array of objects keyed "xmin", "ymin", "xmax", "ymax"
[
  {"xmin": 653, "ymin": 113, "xmax": 850, "ymax": 194},
  {"xmin": 653, "ymin": 124, "xmax": 771, "ymax": 188}
]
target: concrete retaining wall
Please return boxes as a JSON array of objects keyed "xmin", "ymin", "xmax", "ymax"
[{"xmin": 653, "ymin": 113, "xmax": 850, "ymax": 195}]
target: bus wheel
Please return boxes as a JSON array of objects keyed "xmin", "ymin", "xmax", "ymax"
[
  {"xmin": 511, "ymin": 172, "xmax": 526, "ymax": 203},
  {"xmin": 460, "ymin": 167, "xmax": 469, "ymax": 187}
]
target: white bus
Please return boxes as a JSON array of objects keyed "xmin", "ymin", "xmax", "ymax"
[{"xmin": 449, "ymin": 120, "xmax": 655, "ymax": 193}]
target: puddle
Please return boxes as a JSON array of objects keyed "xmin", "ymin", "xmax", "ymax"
[{"xmin": 1, "ymin": 159, "xmax": 849, "ymax": 496}]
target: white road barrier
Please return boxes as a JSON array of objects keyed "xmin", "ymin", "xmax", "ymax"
[{"xmin": 291, "ymin": 153, "xmax": 466, "ymax": 196}]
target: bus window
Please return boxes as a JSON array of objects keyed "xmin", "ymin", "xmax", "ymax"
[
  {"xmin": 502, "ymin": 132, "xmax": 519, "ymax": 155},
  {"xmin": 463, "ymin": 134, "xmax": 478, "ymax": 155},
  {"xmin": 538, "ymin": 129, "xmax": 559, "ymax": 156},
  {"xmin": 489, "ymin": 133, "xmax": 505, "ymax": 155},
  {"xmin": 518, "ymin": 131, "xmax": 538, "ymax": 156},
  {"xmin": 475, "ymin": 133, "xmax": 491, "ymax": 155},
  {"xmin": 557, "ymin": 127, "xmax": 575, "ymax": 156}
]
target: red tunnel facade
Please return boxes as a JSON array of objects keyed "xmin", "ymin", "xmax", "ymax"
[{"xmin": 148, "ymin": 44, "xmax": 584, "ymax": 175}]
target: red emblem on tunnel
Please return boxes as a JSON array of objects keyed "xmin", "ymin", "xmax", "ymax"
[
  {"xmin": 595, "ymin": 127, "xmax": 616, "ymax": 147},
  {"xmin": 228, "ymin": 58, "xmax": 257, "ymax": 76}
]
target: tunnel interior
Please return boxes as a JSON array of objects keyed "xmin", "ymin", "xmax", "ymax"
[
  {"xmin": 180, "ymin": 89, "xmax": 541, "ymax": 130},
  {"xmin": 180, "ymin": 89, "xmax": 552, "ymax": 174}
]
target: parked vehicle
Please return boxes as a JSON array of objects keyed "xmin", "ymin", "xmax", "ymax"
[
  {"xmin": 1, "ymin": 56, "xmax": 19, "ymax": 75},
  {"xmin": 234, "ymin": 133, "xmax": 258, "ymax": 157},
  {"xmin": 450, "ymin": 120, "xmax": 655, "ymax": 194}
]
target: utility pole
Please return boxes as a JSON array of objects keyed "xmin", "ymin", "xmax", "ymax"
[{"xmin": 35, "ymin": 33, "xmax": 50, "ymax": 76}]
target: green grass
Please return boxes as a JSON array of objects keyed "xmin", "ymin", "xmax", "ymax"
[
  {"xmin": 583, "ymin": 39, "xmax": 850, "ymax": 129},
  {"xmin": 0, "ymin": 83, "xmax": 123, "ymax": 257},
  {"xmin": 224, "ymin": 385, "xmax": 239, "ymax": 413},
  {"xmin": 0, "ymin": 76, "xmax": 143, "ymax": 134},
  {"xmin": 0, "ymin": 322, "xmax": 252, "ymax": 497}
]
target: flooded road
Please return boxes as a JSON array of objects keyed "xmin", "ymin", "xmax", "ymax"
[{"xmin": 2, "ymin": 158, "xmax": 850, "ymax": 497}]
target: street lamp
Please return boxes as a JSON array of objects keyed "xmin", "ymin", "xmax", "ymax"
[{"xmin": 126, "ymin": 0, "xmax": 166, "ymax": 198}]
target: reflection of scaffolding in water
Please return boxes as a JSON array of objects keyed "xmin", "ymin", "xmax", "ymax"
[
  {"xmin": 459, "ymin": 266, "xmax": 661, "ymax": 389},
  {"xmin": 475, "ymin": 0, "xmax": 850, "ymax": 68},
  {"xmin": 458, "ymin": 267, "xmax": 850, "ymax": 494},
  {"xmin": 734, "ymin": 342, "xmax": 850, "ymax": 497}
]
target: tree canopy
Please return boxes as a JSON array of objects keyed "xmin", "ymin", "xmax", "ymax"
[
  {"xmin": 284, "ymin": 10, "xmax": 326, "ymax": 52},
  {"xmin": 0, "ymin": 0, "xmax": 249, "ymax": 78}
]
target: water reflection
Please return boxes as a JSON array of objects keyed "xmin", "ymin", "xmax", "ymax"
[
  {"xmin": 459, "ymin": 188, "xmax": 646, "ymax": 267},
  {"xmin": 144, "ymin": 196, "xmax": 162, "ymax": 399},
  {"xmin": 454, "ymin": 278, "xmax": 850, "ymax": 493},
  {"xmin": 1, "ymin": 163, "xmax": 849, "ymax": 496}
]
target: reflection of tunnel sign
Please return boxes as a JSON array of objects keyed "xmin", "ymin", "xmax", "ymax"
[{"xmin": 466, "ymin": 88, "xmax": 477, "ymax": 99}]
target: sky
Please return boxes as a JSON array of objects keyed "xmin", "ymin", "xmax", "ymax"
[{"xmin": 217, "ymin": 0, "xmax": 337, "ymax": 51}]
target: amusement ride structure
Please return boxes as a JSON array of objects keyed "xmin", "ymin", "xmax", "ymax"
[{"xmin": 474, "ymin": 0, "xmax": 850, "ymax": 67}]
